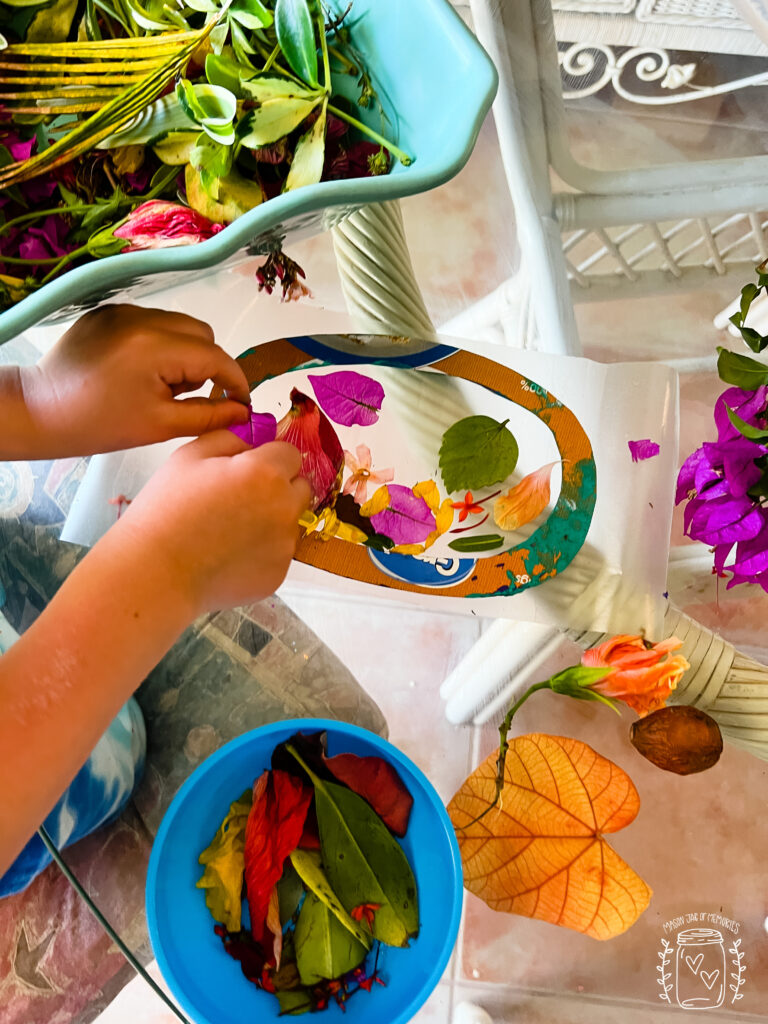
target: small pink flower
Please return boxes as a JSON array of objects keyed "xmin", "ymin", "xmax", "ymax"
[
  {"xmin": 342, "ymin": 444, "xmax": 394, "ymax": 504},
  {"xmin": 113, "ymin": 200, "xmax": 224, "ymax": 252}
]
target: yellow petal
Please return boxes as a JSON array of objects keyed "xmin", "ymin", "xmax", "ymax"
[
  {"xmin": 360, "ymin": 484, "xmax": 390, "ymax": 518},
  {"xmin": 435, "ymin": 498, "xmax": 455, "ymax": 537},
  {"xmin": 493, "ymin": 462, "xmax": 558, "ymax": 532},
  {"xmin": 335, "ymin": 522, "xmax": 368, "ymax": 544},
  {"xmin": 413, "ymin": 479, "xmax": 440, "ymax": 512},
  {"xmin": 392, "ymin": 542, "xmax": 425, "ymax": 555}
]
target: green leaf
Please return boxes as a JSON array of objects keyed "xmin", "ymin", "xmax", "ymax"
[
  {"xmin": 725, "ymin": 405, "xmax": 768, "ymax": 441},
  {"xmin": 195, "ymin": 789, "xmax": 252, "ymax": 933},
  {"xmin": 739, "ymin": 281, "xmax": 760, "ymax": 322},
  {"xmin": 283, "ymin": 100, "xmax": 326, "ymax": 191},
  {"xmin": 363, "ymin": 533, "xmax": 395, "ymax": 551},
  {"xmin": 275, "ymin": 0, "xmax": 319, "ymax": 87},
  {"xmin": 448, "ymin": 533, "xmax": 504, "ymax": 553},
  {"xmin": 294, "ymin": 892, "xmax": 368, "ymax": 986},
  {"xmin": 277, "ymin": 861, "xmax": 305, "ymax": 927},
  {"xmin": 290, "ymin": 848, "xmax": 372, "ymax": 948},
  {"xmin": 152, "ymin": 131, "xmax": 198, "ymax": 166},
  {"xmin": 547, "ymin": 666, "xmax": 620, "ymax": 713},
  {"xmin": 176, "ymin": 79, "xmax": 237, "ymax": 145},
  {"xmin": 100, "ymin": 93, "xmax": 197, "ymax": 149},
  {"xmin": 230, "ymin": 0, "xmax": 274, "ymax": 29},
  {"xmin": 276, "ymin": 990, "xmax": 312, "ymax": 1015},
  {"xmin": 439, "ymin": 416, "xmax": 519, "ymax": 494},
  {"xmin": 205, "ymin": 52, "xmax": 244, "ymax": 96},
  {"xmin": 190, "ymin": 133, "xmax": 234, "ymax": 197},
  {"xmin": 287, "ymin": 745, "xmax": 419, "ymax": 948},
  {"xmin": 237, "ymin": 96, "xmax": 321, "ymax": 148},
  {"xmin": 716, "ymin": 347, "xmax": 768, "ymax": 390}
]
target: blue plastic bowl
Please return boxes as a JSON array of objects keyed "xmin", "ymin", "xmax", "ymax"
[
  {"xmin": 146, "ymin": 719, "xmax": 463, "ymax": 1024},
  {"xmin": 0, "ymin": 0, "xmax": 497, "ymax": 344}
]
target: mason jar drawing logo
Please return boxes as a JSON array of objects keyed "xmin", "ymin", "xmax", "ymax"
[
  {"xmin": 674, "ymin": 929, "xmax": 726, "ymax": 1009},
  {"xmin": 658, "ymin": 916, "xmax": 747, "ymax": 1008}
]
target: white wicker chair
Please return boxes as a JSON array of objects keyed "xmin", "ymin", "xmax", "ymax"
[{"xmin": 440, "ymin": 0, "xmax": 768, "ymax": 357}]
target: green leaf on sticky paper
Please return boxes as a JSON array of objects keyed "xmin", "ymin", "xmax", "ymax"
[
  {"xmin": 290, "ymin": 848, "xmax": 372, "ymax": 947},
  {"xmin": 448, "ymin": 533, "xmax": 504, "ymax": 553},
  {"xmin": 287, "ymin": 745, "xmax": 419, "ymax": 948},
  {"xmin": 294, "ymin": 892, "xmax": 368, "ymax": 985},
  {"xmin": 439, "ymin": 416, "xmax": 519, "ymax": 494}
]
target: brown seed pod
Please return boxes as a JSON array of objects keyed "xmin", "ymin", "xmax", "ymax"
[{"xmin": 630, "ymin": 706, "xmax": 723, "ymax": 775}]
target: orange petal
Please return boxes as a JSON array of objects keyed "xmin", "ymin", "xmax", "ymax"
[{"xmin": 493, "ymin": 463, "xmax": 558, "ymax": 532}]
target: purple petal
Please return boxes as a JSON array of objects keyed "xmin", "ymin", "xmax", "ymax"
[
  {"xmin": 713, "ymin": 541, "xmax": 734, "ymax": 575},
  {"xmin": 307, "ymin": 371, "xmax": 384, "ymax": 427},
  {"xmin": 628, "ymin": 439, "xmax": 660, "ymax": 462},
  {"xmin": 714, "ymin": 385, "xmax": 768, "ymax": 441},
  {"xmin": 702, "ymin": 438, "xmax": 764, "ymax": 498},
  {"xmin": 689, "ymin": 496, "xmax": 764, "ymax": 545},
  {"xmin": 732, "ymin": 531, "xmax": 768, "ymax": 576},
  {"xmin": 370, "ymin": 484, "xmax": 435, "ymax": 544},
  {"xmin": 228, "ymin": 411, "xmax": 276, "ymax": 447},
  {"xmin": 676, "ymin": 447, "xmax": 715, "ymax": 503}
]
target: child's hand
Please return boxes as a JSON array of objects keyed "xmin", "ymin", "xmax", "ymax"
[
  {"xmin": 116, "ymin": 431, "xmax": 311, "ymax": 612},
  {"xmin": 22, "ymin": 304, "xmax": 251, "ymax": 456}
]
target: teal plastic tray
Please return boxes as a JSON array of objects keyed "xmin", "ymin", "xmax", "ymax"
[{"xmin": 0, "ymin": 0, "xmax": 497, "ymax": 344}]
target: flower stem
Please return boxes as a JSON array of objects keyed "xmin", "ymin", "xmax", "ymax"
[
  {"xmin": 0, "ymin": 205, "xmax": 95, "ymax": 237},
  {"xmin": 328, "ymin": 43, "xmax": 357, "ymax": 74},
  {"xmin": 457, "ymin": 681, "xmax": 551, "ymax": 829},
  {"xmin": 39, "ymin": 243, "xmax": 91, "ymax": 285},
  {"xmin": 261, "ymin": 43, "xmax": 281, "ymax": 74},
  {"xmin": 326, "ymin": 103, "xmax": 412, "ymax": 165},
  {"xmin": 317, "ymin": 15, "xmax": 332, "ymax": 93}
]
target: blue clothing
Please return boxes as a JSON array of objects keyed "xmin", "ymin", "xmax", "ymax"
[{"xmin": 0, "ymin": 603, "xmax": 146, "ymax": 897}]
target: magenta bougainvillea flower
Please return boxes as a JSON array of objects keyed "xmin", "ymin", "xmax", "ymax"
[
  {"xmin": 113, "ymin": 200, "xmax": 224, "ymax": 251},
  {"xmin": 677, "ymin": 384, "xmax": 768, "ymax": 591}
]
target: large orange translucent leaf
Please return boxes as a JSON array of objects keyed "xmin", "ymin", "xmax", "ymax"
[{"xmin": 447, "ymin": 734, "xmax": 651, "ymax": 940}]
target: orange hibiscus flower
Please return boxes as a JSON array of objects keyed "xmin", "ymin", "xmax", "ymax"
[{"xmin": 581, "ymin": 635, "xmax": 689, "ymax": 717}]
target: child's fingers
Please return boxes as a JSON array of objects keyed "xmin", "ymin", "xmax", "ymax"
[
  {"xmin": 245, "ymin": 440, "xmax": 303, "ymax": 481},
  {"xmin": 162, "ymin": 339, "xmax": 250, "ymax": 405},
  {"xmin": 138, "ymin": 307, "xmax": 216, "ymax": 344},
  {"xmin": 166, "ymin": 398, "xmax": 250, "ymax": 438}
]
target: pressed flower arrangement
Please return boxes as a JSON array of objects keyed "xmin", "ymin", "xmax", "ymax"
[{"xmin": 0, "ymin": 0, "xmax": 411, "ymax": 312}]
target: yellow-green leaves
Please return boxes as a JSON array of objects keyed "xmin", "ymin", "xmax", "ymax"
[
  {"xmin": 439, "ymin": 416, "xmax": 519, "ymax": 494},
  {"xmin": 196, "ymin": 789, "xmax": 252, "ymax": 932},
  {"xmin": 289, "ymin": 848, "xmax": 372, "ymax": 948},
  {"xmin": 284, "ymin": 100, "xmax": 326, "ymax": 191},
  {"xmin": 294, "ymin": 893, "xmax": 368, "ymax": 986},
  {"xmin": 238, "ymin": 76, "xmax": 323, "ymax": 148},
  {"xmin": 288, "ymin": 745, "xmax": 419, "ymax": 948}
]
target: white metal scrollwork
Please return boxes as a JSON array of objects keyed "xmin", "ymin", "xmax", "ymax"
[{"xmin": 558, "ymin": 42, "xmax": 768, "ymax": 103}]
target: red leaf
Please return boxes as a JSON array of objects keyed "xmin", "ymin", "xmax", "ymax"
[
  {"xmin": 298, "ymin": 806, "xmax": 321, "ymax": 850},
  {"xmin": 323, "ymin": 753, "xmax": 414, "ymax": 836},
  {"xmin": 244, "ymin": 770, "xmax": 312, "ymax": 947}
]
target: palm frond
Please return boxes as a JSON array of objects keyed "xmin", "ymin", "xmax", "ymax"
[{"xmin": 0, "ymin": 26, "xmax": 218, "ymax": 188}]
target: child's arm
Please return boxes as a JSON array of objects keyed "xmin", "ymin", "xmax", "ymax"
[
  {"xmin": 0, "ymin": 432, "xmax": 310, "ymax": 877},
  {"xmin": 0, "ymin": 304, "xmax": 251, "ymax": 460}
]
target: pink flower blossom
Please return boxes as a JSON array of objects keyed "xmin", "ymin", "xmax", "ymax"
[
  {"xmin": 342, "ymin": 444, "xmax": 394, "ymax": 504},
  {"xmin": 113, "ymin": 200, "xmax": 224, "ymax": 252}
]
